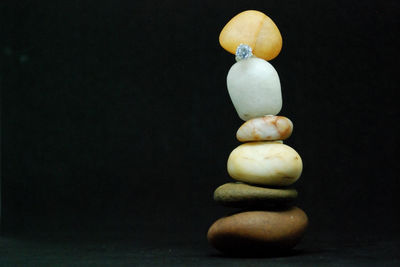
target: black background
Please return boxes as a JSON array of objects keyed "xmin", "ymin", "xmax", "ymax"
[{"xmin": 1, "ymin": 0, "xmax": 399, "ymax": 264}]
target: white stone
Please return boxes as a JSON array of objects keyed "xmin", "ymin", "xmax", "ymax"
[
  {"xmin": 236, "ymin": 115, "xmax": 293, "ymax": 142},
  {"xmin": 227, "ymin": 142, "xmax": 302, "ymax": 186},
  {"xmin": 227, "ymin": 57, "xmax": 282, "ymax": 121}
]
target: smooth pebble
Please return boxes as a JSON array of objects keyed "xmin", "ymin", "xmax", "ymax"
[
  {"xmin": 219, "ymin": 10, "xmax": 282, "ymax": 61},
  {"xmin": 236, "ymin": 115, "xmax": 293, "ymax": 141},
  {"xmin": 227, "ymin": 142, "xmax": 302, "ymax": 186},
  {"xmin": 214, "ymin": 182, "xmax": 297, "ymax": 208},
  {"xmin": 207, "ymin": 207, "xmax": 308, "ymax": 255},
  {"xmin": 227, "ymin": 57, "xmax": 282, "ymax": 121}
]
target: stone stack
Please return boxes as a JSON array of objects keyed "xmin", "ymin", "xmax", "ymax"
[{"xmin": 207, "ymin": 10, "xmax": 308, "ymax": 256}]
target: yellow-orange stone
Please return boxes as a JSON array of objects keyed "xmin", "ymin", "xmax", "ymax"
[{"xmin": 219, "ymin": 10, "xmax": 282, "ymax": 61}]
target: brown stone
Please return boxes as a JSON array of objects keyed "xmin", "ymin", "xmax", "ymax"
[{"xmin": 207, "ymin": 207, "xmax": 308, "ymax": 255}]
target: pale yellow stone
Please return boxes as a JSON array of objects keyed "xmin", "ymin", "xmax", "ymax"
[
  {"xmin": 219, "ymin": 10, "xmax": 282, "ymax": 61},
  {"xmin": 227, "ymin": 142, "xmax": 302, "ymax": 186}
]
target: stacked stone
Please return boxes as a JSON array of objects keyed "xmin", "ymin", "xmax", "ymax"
[{"xmin": 207, "ymin": 10, "xmax": 308, "ymax": 255}]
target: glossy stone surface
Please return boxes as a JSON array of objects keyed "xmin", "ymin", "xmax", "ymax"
[
  {"xmin": 227, "ymin": 57, "xmax": 282, "ymax": 121},
  {"xmin": 236, "ymin": 115, "xmax": 293, "ymax": 142},
  {"xmin": 207, "ymin": 207, "xmax": 308, "ymax": 255},
  {"xmin": 219, "ymin": 10, "xmax": 282, "ymax": 61},
  {"xmin": 227, "ymin": 142, "xmax": 302, "ymax": 186},
  {"xmin": 214, "ymin": 182, "xmax": 297, "ymax": 208}
]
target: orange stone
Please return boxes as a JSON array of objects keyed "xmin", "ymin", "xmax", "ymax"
[
  {"xmin": 219, "ymin": 10, "xmax": 282, "ymax": 61},
  {"xmin": 207, "ymin": 207, "xmax": 308, "ymax": 255}
]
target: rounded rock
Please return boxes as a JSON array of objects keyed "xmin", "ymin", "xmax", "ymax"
[
  {"xmin": 236, "ymin": 115, "xmax": 293, "ymax": 142},
  {"xmin": 227, "ymin": 57, "xmax": 282, "ymax": 121},
  {"xmin": 214, "ymin": 182, "xmax": 298, "ymax": 208},
  {"xmin": 227, "ymin": 142, "xmax": 302, "ymax": 186},
  {"xmin": 219, "ymin": 10, "xmax": 282, "ymax": 61},
  {"xmin": 207, "ymin": 207, "xmax": 308, "ymax": 255}
]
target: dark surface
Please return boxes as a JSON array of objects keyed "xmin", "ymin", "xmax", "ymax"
[
  {"xmin": 1, "ymin": 232, "xmax": 399, "ymax": 266},
  {"xmin": 1, "ymin": 0, "xmax": 399, "ymax": 265}
]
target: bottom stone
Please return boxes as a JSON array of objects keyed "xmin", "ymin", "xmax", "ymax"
[{"xmin": 207, "ymin": 207, "xmax": 308, "ymax": 255}]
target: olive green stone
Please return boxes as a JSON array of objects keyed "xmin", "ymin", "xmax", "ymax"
[{"xmin": 214, "ymin": 182, "xmax": 297, "ymax": 208}]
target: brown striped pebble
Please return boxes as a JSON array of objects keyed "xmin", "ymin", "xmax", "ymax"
[{"xmin": 236, "ymin": 115, "xmax": 293, "ymax": 142}]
